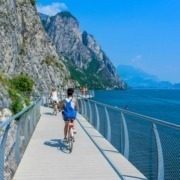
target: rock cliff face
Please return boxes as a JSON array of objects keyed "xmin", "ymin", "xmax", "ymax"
[
  {"xmin": 0, "ymin": 0, "xmax": 71, "ymax": 93},
  {"xmin": 0, "ymin": 84, "xmax": 10, "ymax": 108},
  {"xmin": 40, "ymin": 12, "xmax": 123, "ymax": 89}
]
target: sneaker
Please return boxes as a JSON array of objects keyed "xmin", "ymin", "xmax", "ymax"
[
  {"xmin": 72, "ymin": 136, "xmax": 75, "ymax": 142},
  {"xmin": 63, "ymin": 137, "xmax": 67, "ymax": 142},
  {"xmin": 73, "ymin": 129, "xmax": 77, "ymax": 134}
]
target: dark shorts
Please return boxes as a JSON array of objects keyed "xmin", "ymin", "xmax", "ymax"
[
  {"xmin": 64, "ymin": 119, "xmax": 75, "ymax": 123},
  {"xmin": 62, "ymin": 111, "xmax": 76, "ymax": 122}
]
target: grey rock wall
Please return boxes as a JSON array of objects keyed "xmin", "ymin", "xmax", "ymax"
[
  {"xmin": 0, "ymin": 0, "xmax": 72, "ymax": 93},
  {"xmin": 40, "ymin": 11, "xmax": 123, "ymax": 89}
]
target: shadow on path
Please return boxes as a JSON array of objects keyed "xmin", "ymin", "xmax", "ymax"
[
  {"xmin": 43, "ymin": 112, "xmax": 53, "ymax": 116},
  {"xmin": 44, "ymin": 139, "xmax": 70, "ymax": 154}
]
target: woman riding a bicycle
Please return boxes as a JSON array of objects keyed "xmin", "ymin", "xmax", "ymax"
[
  {"xmin": 61, "ymin": 88, "xmax": 77, "ymax": 141},
  {"xmin": 50, "ymin": 87, "xmax": 58, "ymax": 115}
]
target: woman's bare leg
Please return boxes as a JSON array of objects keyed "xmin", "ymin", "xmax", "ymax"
[
  {"xmin": 64, "ymin": 121, "xmax": 69, "ymax": 139},
  {"xmin": 72, "ymin": 120, "xmax": 77, "ymax": 134}
]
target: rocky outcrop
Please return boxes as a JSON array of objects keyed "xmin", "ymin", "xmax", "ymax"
[
  {"xmin": 0, "ymin": 84, "xmax": 11, "ymax": 109},
  {"xmin": 0, "ymin": 0, "xmax": 72, "ymax": 93},
  {"xmin": 4, "ymin": 121, "xmax": 17, "ymax": 180},
  {"xmin": 40, "ymin": 11, "xmax": 123, "ymax": 89}
]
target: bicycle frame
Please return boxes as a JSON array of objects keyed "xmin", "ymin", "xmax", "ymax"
[
  {"xmin": 66, "ymin": 121, "xmax": 74, "ymax": 153},
  {"xmin": 52, "ymin": 101, "xmax": 58, "ymax": 115},
  {"xmin": 68, "ymin": 122, "xmax": 74, "ymax": 138}
]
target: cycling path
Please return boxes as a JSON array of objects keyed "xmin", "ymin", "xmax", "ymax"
[{"xmin": 13, "ymin": 107, "xmax": 146, "ymax": 180}]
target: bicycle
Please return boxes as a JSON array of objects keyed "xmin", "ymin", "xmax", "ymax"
[
  {"xmin": 65, "ymin": 120, "xmax": 75, "ymax": 153},
  {"xmin": 52, "ymin": 101, "xmax": 58, "ymax": 115}
]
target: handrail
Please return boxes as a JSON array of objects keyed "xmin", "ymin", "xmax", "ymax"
[
  {"xmin": 42, "ymin": 90, "xmax": 179, "ymax": 129},
  {"xmin": 0, "ymin": 102, "xmax": 36, "ymax": 132},
  {"xmin": 88, "ymin": 99, "xmax": 180, "ymax": 130},
  {"xmin": 0, "ymin": 97, "xmax": 41, "ymax": 128},
  {"xmin": 0, "ymin": 97, "xmax": 41, "ymax": 180},
  {"xmin": 78, "ymin": 98, "xmax": 180, "ymax": 180}
]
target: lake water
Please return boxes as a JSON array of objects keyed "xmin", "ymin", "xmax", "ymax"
[
  {"xmin": 90, "ymin": 89, "xmax": 180, "ymax": 179},
  {"xmin": 93, "ymin": 89, "xmax": 180, "ymax": 125}
]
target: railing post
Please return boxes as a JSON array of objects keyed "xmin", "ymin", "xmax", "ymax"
[
  {"xmin": 77, "ymin": 99, "xmax": 80, "ymax": 113},
  {"xmin": 84, "ymin": 100, "xmax": 87, "ymax": 118},
  {"xmin": 32, "ymin": 106, "xmax": 36, "ymax": 129},
  {"xmin": 0, "ymin": 124, "xmax": 10, "ymax": 180},
  {"xmin": 83, "ymin": 99, "xmax": 87, "ymax": 118},
  {"xmin": 79, "ymin": 99, "xmax": 83, "ymax": 115},
  {"xmin": 27, "ymin": 116, "xmax": 32, "ymax": 140},
  {"xmin": 15, "ymin": 121, "xmax": 21, "ymax": 164},
  {"xmin": 77, "ymin": 99, "xmax": 81, "ymax": 114},
  {"xmin": 153, "ymin": 124, "xmax": 164, "ymax": 180},
  {"xmin": 38, "ymin": 99, "xmax": 41, "ymax": 120},
  {"xmin": 80, "ymin": 99, "xmax": 84, "ymax": 115},
  {"xmin": 95, "ymin": 103, "xmax": 100, "ymax": 131},
  {"xmin": 59, "ymin": 91, "xmax": 62, "ymax": 101},
  {"xmin": 121, "ymin": 112, "xmax": 129, "ymax": 159},
  {"xmin": 88, "ymin": 100, "xmax": 92, "ymax": 124},
  {"xmin": 23, "ymin": 115, "xmax": 29, "ymax": 146},
  {"xmin": 104, "ymin": 107, "xmax": 111, "ymax": 142},
  {"xmin": 29, "ymin": 111, "xmax": 33, "ymax": 136},
  {"xmin": 0, "ymin": 98, "xmax": 41, "ymax": 180}
]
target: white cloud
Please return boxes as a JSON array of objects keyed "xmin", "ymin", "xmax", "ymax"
[{"xmin": 37, "ymin": 2, "xmax": 68, "ymax": 16}]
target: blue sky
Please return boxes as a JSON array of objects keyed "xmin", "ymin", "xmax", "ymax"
[{"xmin": 37, "ymin": 0, "xmax": 180, "ymax": 83}]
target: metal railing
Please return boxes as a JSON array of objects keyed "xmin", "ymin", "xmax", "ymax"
[
  {"xmin": 41, "ymin": 89, "xmax": 95, "ymax": 106},
  {"xmin": 0, "ymin": 98, "xmax": 41, "ymax": 180},
  {"xmin": 77, "ymin": 98, "xmax": 180, "ymax": 180}
]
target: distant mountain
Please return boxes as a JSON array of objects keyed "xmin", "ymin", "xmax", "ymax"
[
  {"xmin": 117, "ymin": 65, "xmax": 174, "ymax": 89},
  {"xmin": 39, "ymin": 12, "xmax": 123, "ymax": 89},
  {"xmin": 173, "ymin": 83, "xmax": 180, "ymax": 89}
]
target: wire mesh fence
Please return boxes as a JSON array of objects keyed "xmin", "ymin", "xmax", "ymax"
[
  {"xmin": 0, "ymin": 98, "xmax": 41, "ymax": 180},
  {"xmin": 78, "ymin": 98, "xmax": 180, "ymax": 180}
]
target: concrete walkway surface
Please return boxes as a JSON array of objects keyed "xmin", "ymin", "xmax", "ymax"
[{"xmin": 13, "ymin": 107, "xmax": 146, "ymax": 180}]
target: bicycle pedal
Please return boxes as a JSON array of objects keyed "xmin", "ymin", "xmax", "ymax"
[{"xmin": 72, "ymin": 137, "xmax": 75, "ymax": 142}]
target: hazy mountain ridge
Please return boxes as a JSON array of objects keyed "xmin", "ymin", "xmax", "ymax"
[
  {"xmin": 40, "ymin": 12, "xmax": 123, "ymax": 89},
  {"xmin": 117, "ymin": 65, "xmax": 179, "ymax": 89}
]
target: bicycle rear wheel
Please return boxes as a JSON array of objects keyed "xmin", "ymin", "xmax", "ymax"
[
  {"xmin": 68, "ymin": 138, "xmax": 73, "ymax": 153},
  {"xmin": 53, "ymin": 102, "xmax": 58, "ymax": 115}
]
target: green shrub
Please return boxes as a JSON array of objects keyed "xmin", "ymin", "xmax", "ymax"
[
  {"xmin": 10, "ymin": 97, "xmax": 24, "ymax": 114},
  {"xmin": 19, "ymin": 47, "xmax": 26, "ymax": 55},
  {"xmin": 8, "ymin": 89, "xmax": 24, "ymax": 114},
  {"xmin": 10, "ymin": 74, "xmax": 34, "ymax": 96},
  {"xmin": 8, "ymin": 74, "xmax": 34, "ymax": 114},
  {"xmin": 0, "ymin": 73, "xmax": 34, "ymax": 114},
  {"xmin": 0, "ymin": 73, "xmax": 8, "ymax": 85},
  {"xmin": 42, "ymin": 55, "xmax": 64, "ymax": 70},
  {"xmin": 24, "ymin": 97, "xmax": 30, "ymax": 106},
  {"xmin": 30, "ymin": 0, "xmax": 36, "ymax": 6}
]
